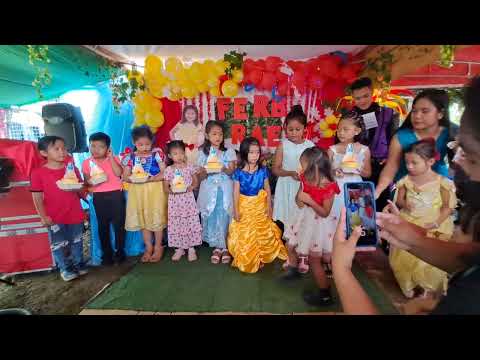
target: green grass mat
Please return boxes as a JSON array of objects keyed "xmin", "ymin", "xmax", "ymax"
[{"xmin": 86, "ymin": 246, "xmax": 397, "ymax": 314}]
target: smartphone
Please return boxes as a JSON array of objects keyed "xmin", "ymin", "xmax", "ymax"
[{"xmin": 344, "ymin": 181, "xmax": 378, "ymax": 251}]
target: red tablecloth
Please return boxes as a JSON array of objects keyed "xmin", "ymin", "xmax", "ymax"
[{"xmin": 0, "ymin": 139, "xmax": 45, "ymax": 182}]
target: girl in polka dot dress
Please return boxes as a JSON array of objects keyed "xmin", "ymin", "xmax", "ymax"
[{"xmin": 163, "ymin": 140, "xmax": 202, "ymax": 262}]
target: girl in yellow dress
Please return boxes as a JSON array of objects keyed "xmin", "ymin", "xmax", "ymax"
[
  {"xmin": 228, "ymin": 137, "xmax": 287, "ymax": 274},
  {"xmin": 169, "ymin": 105, "xmax": 204, "ymax": 166},
  {"xmin": 123, "ymin": 126, "xmax": 168, "ymax": 263},
  {"xmin": 390, "ymin": 138, "xmax": 457, "ymax": 298}
]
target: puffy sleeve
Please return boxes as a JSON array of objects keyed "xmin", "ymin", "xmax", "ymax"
[
  {"xmin": 232, "ymin": 168, "xmax": 241, "ymax": 182},
  {"xmin": 197, "ymin": 149, "xmax": 207, "ymax": 166},
  {"xmin": 163, "ymin": 166, "xmax": 174, "ymax": 182},
  {"xmin": 440, "ymin": 177, "xmax": 458, "ymax": 209},
  {"xmin": 225, "ymin": 148, "xmax": 237, "ymax": 163},
  {"xmin": 262, "ymin": 166, "xmax": 270, "ymax": 183},
  {"xmin": 154, "ymin": 150, "xmax": 166, "ymax": 165},
  {"xmin": 122, "ymin": 154, "xmax": 132, "ymax": 168}
]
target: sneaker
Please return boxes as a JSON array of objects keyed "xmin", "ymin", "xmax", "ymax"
[
  {"xmin": 279, "ymin": 267, "xmax": 302, "ymax": 283},
  {"xmin": 172, "ymin": 249, "xmax": 185, "ymax": 262},
  {"xmin": 75, "ymin": 265, "xmax": 89, "ymax": 276},
  {"xmin": 303, "ymin": 289, "xmax": 334, "ymax": 307},
  {"xmin": 187, "ymin": 248, "xmax": 197, "ymax": 262},
  {"xmin": 60, "ymin": 271, "xmax": 79, "ymax": 282}
]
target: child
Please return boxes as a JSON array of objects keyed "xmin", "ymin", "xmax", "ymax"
[
  {"xmin": 228, "ymin": 137, "xmax": 287, "ymax": 273},
  {"xmin": 30, "ymin": 136, "xmax": 88, "ymax": 281},
  {"xmin": 163, "ymin": 140, "xmax": 202, "ymax": 262},
  {"xmin": 169, "ymin": 105, "xmax": 204, "ymax": 166},
  {"xmin": 82, "ymin": 132, "xmax": 126, "ymax": 265},
  {"xmin": 123, "ymin": 126, "xmax": 167, "ymax": 263},
  {"xmin": 390, "ymin": 139, "xmax": 457, "ymax": 299},
  {"xmin": 281, "ymin": 147, "xmax": 340, "ymax": 306},
  {"xmin": 272, "ymin": 105, "xmax": 315, "ymax": 229},
  {"xmin": 196, "ymin": 120, "xmax": 236, "ymax": 264}
]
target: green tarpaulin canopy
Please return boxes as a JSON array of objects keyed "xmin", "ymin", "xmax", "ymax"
[{"xmin": 0, "ymin": 45, "xmax": 113, "ymax": 108}]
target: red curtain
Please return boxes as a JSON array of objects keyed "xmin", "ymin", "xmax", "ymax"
[
  {"xmin": 0, "ymin": 139, "xmax": 45, "ymax": 181},
  {"xmin": 154, "ymin": 98, "xmax": 182, "ymax": 152}
]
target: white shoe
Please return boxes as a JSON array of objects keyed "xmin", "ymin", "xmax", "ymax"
[{"xmin": 172, "ymin": 249, "xmax": 185, "ymax": 262}]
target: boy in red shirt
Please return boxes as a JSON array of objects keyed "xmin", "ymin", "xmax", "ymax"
[
  {"xmin": 82, "ymin": 132, "xmax": 126, "ymax": 265},
  {"xmin": 30, "ymin": 136, "xmax": 88, "ymax": 282}
]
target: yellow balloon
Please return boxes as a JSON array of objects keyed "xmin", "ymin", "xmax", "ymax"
[
  {"xmin": 165, "ymin": 57, "xmax": 183, "ymax": 75},
  {"xmin": 209, "ymin": 86, "xmax": 221, "ymax": 97},
  {"xmin": 145, "ymin": 55, "xmax": 163, "ymax": 73},
  {"xmin": 168, "ymin": 91, "xmax": 181, "ymax": 101},
  {"xmin": 322, "ymin": 129, "xmax": 335, "ymax": 138},
  {"xmin": 203, "ymin": 59, "xmax": 215, "ymax": 71},
  {"xmin": 150, "ymin": 127, "xmax": 158, "ymax": 134},
  {"xmin": 221, "ymin": 80, "xmax": 239, "ymax": 97},
  {"xmin": 174, "ymin": 68, "xmax": 188, "ymax": 83},
  {"xmin": 135, "ymin": 114, "xmax": 146, "ymax": 126},
  {"xmin": 319, "ymin": 121, "xmax": 329, "ymax": 131},
  {"xmin": 206, "ymin": 76, "xmax": 219, "ymax": 88},
  {"xmin": 325, "ymin": 115, "xmax": 338, "ymax": 125},
  {"xmin": 196, "ymin": 82, "xmax": 209, "ymax": 93},
  {"xmin": 182, "ymin": 82, "xmax": 198, "ymax": 99},
  {"xmin": 232, "ymin": 69, "xmax": 244, "ymax": 83},
  {"xmin": 188, "ymin": 62, "xmax": 203, "ymax": 83},
  {"xmin": 215, "ymin": 59, "xmax": 228, "ymax": 76}
]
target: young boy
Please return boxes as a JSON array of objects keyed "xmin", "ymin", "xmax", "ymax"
[
  {"xmin": 31, "ymin": 136, "xmax": 88, "ymax": 281},
  {"xmin": 82, "ymin": 132, "xmax": 126, "ymax": 265}
]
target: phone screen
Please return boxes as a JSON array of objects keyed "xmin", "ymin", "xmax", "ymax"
[{"xmin": 344, "ymin": 182, "xmax": 378, "ymax": 248}]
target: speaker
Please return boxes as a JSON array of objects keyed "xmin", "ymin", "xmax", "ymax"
[{"xmin": 42, "ymin": 103, "xmax": 88, "ymax": 153}]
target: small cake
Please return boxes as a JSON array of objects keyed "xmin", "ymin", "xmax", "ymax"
[
  {"xmin": 171, "ymin": 169, "xmax": 187, "ymax": 193},
  {"xmin": 204, "ymin": 148, "xmax": 223, "ymax": 173},
  {"xmin": 89, "ymin": 161, "xmax": 107, "ymax": 185},
  {"xmin": 129, "ymin": 162, "xmax": 149, "ymax": 183},
  {"xmin": 57, "ymin": 163, "xmax": 83, "ymax": 190},
  {"xmin": 341, "ymin": 144, "xmax": 359, "ymax": 173}
]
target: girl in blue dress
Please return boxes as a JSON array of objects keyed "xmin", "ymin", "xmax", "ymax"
[{"xmin": 228, "ymin": 137, "xmax": 287, "ymax": 274}]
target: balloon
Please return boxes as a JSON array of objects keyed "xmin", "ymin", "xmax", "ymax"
[
  {"xmin": 340, "ymin": 65, "xmax": 358, "ymax": 84},
  {"xmin": 181, "ymin": 82, "xmax": 198, "ymax": 99},
  {"xmin": 243, "ymin": 58, "xmax": 255, "ymax": 73},
  {"xmin": 292, "ymin": 70, "xmax": 306, "ymax": 90},
  {"xmin": 349, "ymin": 203, "xmax": 359, "ymax": 212},
  {"xmin": 253, "ymin": 59, "xmax": 266, "ymax": 71},
  {"xmin": 265, "ymin": 56, "xmax": 282, "ymax": 72},
  {"xmin": 275, "ymin": 69, "xmax": 289, "ymax": 84},
  {"xmin": 331, "ymin": 51, "xmax": 349, "ymax": 64},
  {"xmin": 259, "ymin": 71, "xmax": 276, "ymax": 91},
  {"xmin": 145, "ymin": 55, "xmax": 163, "ymax": 74},
  {"xmin": 207, "ymin": 76, "xmax": 220, "ymax": 88},
  {"xmin": 317, "ymin": 56, "xmax": 340, "ymax": 79},
  {"xmin": 196, "ymin": 82, "xmax": 209, "ymax": 93},
  {"xmin": 167, "ymin": 91, "xmax": 181, "ymax": 101},
  {"xmin": 322, "ymin": 80, "xmax": 347, "ymax": 104},
  {"xmin": 221, "ymin": 80, "xmax": 239, "ymax": 97},
  {"xmin": 244, "ymin": 84, "xmax": 255, "ymax": 92},
  {"xmin": 232, "ymin": 69, "xmax": 244, "ymax": 83},
  {"xmin": 209, "ymin": 86, "xmax": 221, "ymax": 97},
  {"xmin": 215, "ymin": 59, "xmax": 228, "ymax": 76},
  {"xmin": 277, "ymin": 80, "xmax": 288, "ymax": 96},
  {"xmin": 319, "ymin": 121, "xmax": 329, "ymax": 131},
  {"xmin": 165, "ymin": 57, "xmax": 183, "ymax": 74},
  {"xmin": 322, "ymin": 128, "xmax": 335, "ymax": 138},
  {"xmin": 248, "ymin": 69, "xmax": 263, "ymax": 86},
  {"xmin": 309, "ymin": 73, "xmax": 327, "ymax": 90},
  {"xmin": 188, "ymin": 62, "xmax": 203, "ymax": 83},
  {"xmin": 325, "ymin": 115, "xmax": 338, "ymax": 124}
]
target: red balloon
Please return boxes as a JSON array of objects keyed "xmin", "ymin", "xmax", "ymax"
[
  {"xmin": 258, "ymin": 71, "xmax": 276, "ymax": 91},
  {"xmin": 317, "ymin": 56, "xmax": 340, "ymax": 79},
  {"xmin": 275, "ymin": 69, "xmax": 288, "ymax": 84},
  {"xmin": 292, "ymin": 70, "xmax": 306, "ymax": 88},
  {"xmin": 249, "ymin": 69, "xmax": 263, "ymax": 86},
  {"xmin": 322, "ymin": 80, "xmax": 347, "ymax": 104},
  {"xmin": 309, "ymin": 73, "xmax": 327, "ymax": 90},
  {"xmin": 265, "ymin": 56, "xmax": 283, "ymax": 72},
  {"xmin": 340, "ymin": 65, "xmax": 358, "ymax": 84},
  {"xmin": 253, "ymin": 59, "xmax": 266, "ymax": 71},
  {"xmin": 243, "ymin": 58, "xmax": 255, "ymax": 73},
  {"xmin": 277, "ymin": 80, "xmax": 289, "ymax": 96},
  {"xmin": 287, "ymin": 60, "xmax": 301, "ymax": 72}
]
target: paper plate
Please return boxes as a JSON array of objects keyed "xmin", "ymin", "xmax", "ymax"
[
  {"xmin": 56, "ymin": 181, "xmax": 83, "ymax": 191},
  {"xmin": 89, "ymin": 174, "xmax": 108, "ymax": 186},
  {"xmin": 129, "ymin": 176, "xmax": 149, "ymax": 184}
]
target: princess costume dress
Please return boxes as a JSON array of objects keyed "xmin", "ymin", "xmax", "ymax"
[
  {"xmin": 228, "ymin": 167, "xmax": 287, "ymax": 273},
  {"xmin": 389, "ymin": 175, "xmax": 457, "ymax": 297}
]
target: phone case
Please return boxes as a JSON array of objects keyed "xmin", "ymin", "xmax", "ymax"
[{"xmin": 344, "ymin": 181, "xmax": 378, "ymax": 249}]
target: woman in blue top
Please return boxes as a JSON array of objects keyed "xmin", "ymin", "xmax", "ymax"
[
  {"xmin": 375, "ymin": 89, "xmax": 451, "ymax": 201},
  {"xmin": 228, "ymin": 137, "xmax": 287, "ymax": 274}
]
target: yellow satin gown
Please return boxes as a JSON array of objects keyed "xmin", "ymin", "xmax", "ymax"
[
  {"xmin": 228, "ymin": 183, "xmax": 287, "ymax": 274},
  {"xmin": 389, "ymin": 175, "xmax": 457, "ymax": 297}
]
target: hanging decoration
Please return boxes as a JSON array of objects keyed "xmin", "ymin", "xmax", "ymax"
[
  {"xmin": 439, "ymin": 45, "xmax": 456, "ymax": 68},
  {"xmin": 27, "ymin": 45, "xmax": 52, "ymax": 99}
]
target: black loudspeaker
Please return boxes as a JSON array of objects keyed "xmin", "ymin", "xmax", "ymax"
[{"xmin": 42, "ymin": 103, "xmax": 88, "ymax": 153}]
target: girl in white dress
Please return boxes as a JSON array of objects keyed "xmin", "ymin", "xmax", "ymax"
[{"xmin": 272, "ymin": 105, "xmax": 315, "ymax": 228}]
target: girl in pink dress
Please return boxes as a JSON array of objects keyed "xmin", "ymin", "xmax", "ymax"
[{"xmin": 163, "ymin": 140, "xmax": 203, "ymax": 262}]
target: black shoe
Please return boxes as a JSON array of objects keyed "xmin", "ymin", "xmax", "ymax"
[
  {"xmin": 303, "ymin": 288, "xmax": 334, "ymax": 307},
  {"xmin": 279, "ymin": 267, "xmax": 302, "ymax": 283},
  {"xmin": 114, "ymin": 252, "xmax": 126, "ymax": 265},
  {"xmin": 102, "ymin": 258, "xmax": 114, "ymax": 266}
]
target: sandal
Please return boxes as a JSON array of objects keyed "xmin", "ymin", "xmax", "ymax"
[
  {"xmin": 297, "ymin": 255, "xmax": 309, "ymax": 274},
  {"xmin": 141, "ymin": 245, "xmax": 153, "ymax": 263},
  {"xmin": 211, "ymin": 249, "xmax": 222, "ymax": 264},
  {"xmin": 171, "ymin": 248, "xmax": 185, "ymax": 262},
  {"xmin": 221, "ymin": 250, "xmax": 232, "ymax": 264},
  {"xmin": 150, "ymin": 246, "xmax": 164, "ymax": 262}
]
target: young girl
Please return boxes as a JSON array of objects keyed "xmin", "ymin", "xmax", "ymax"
[
  {"xmin": 163, "ymin": 141, "xmax": 202, "ymax": 262},
  {"xmin": 327, "ymin": 111, "xmax": 371, "ymax": 272},
  {"xmin": 272, "ymin": 105, "xmax": 315, "ymax": 228},
  {"xmin": 123, "ymin": 126, "xmax": 167, "ymax": 263},
  {"xmin": 228, "ymin": 137, "xmax": 287, "ymax": 273},
  {"xmin": 169, "ymin": 105, "xmax": 204, "ymax": 166},
  {"xmin": 196, "ymin": 121, "xmax": 237, "ymax": 264},
  {"xmin": 390, "ymin": 139, "xmax": 457, "ymax": 299},
  {"xmin": 282, "ymin": 147, "xmax": 340, "ymax": 307}
]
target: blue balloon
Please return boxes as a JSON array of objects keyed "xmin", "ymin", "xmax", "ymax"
[
  {"xmin": 349, "ymin": 203, "xmax": 358, "ymax": 212},
  {"xmin": 244, "ymin": 84, "xmax": 255, "ymax": 92},
  {"xmin": 331, "ymin": 51, "xmax": 348, "ymax": 64}
]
